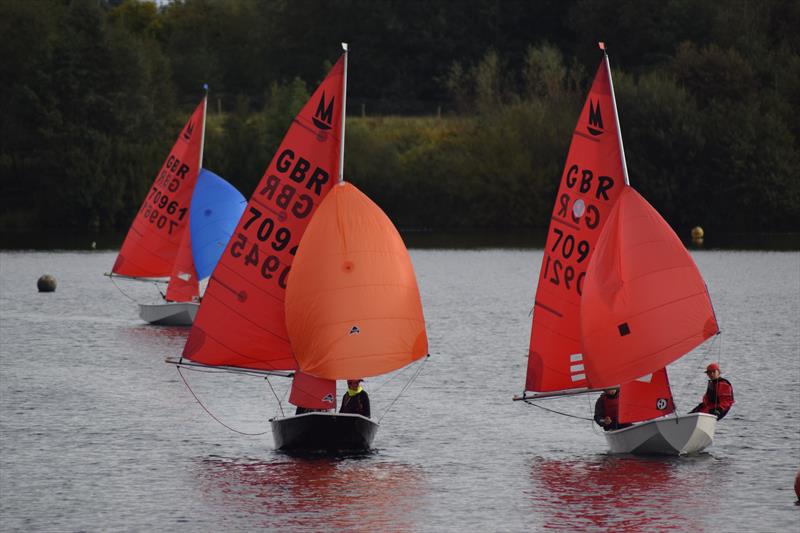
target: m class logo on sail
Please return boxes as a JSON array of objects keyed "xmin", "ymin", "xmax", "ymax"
[
  {"xmin": 182, "ymin": 120, "xmax": 195, "ymax": 141},
  {"xmin": 587, "ymin": 100, "xmax": 604, "ymax": 136},
  {"xmin": 312, "ymin": 92, "xmax": 335, "ymax": 130}
]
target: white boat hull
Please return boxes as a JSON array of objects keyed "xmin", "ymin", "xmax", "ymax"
[
  {"xmin": 604, "ymin": 412, "xmax": 717, "ymax": 455},
  {"xmin": 138, "ymin": 302, "xmax": 199, "ymax": 326}
]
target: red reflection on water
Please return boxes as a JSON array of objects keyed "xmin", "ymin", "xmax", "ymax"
[
  {"xmin": 197, "ymin": 456, "xmax": 426, "ymax": 530},
  {"xmin": 529, "ymin": 456, "xmax": 699, "ymax": 531}
]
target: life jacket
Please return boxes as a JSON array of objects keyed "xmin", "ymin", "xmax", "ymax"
[
  {"xmin": 601, "ymin": 393, "xmax": 620, "ymax": 420},
  {"xmin": 706, "ymin": 377, "xmax": 734, "ymax": 406}
]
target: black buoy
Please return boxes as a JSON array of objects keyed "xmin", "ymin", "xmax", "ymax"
[{"xmin": 37, "ymin": 275, "xmax": 57, "ymax": 292}]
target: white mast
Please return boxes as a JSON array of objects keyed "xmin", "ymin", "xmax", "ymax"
[
  {"xmin": 601, "ymin": 43, "xmax": 630, "ymax": 186},
  {"xmin": 198, "ymin": 84, "xmax": 209, "ymax": 170},
  {"xmin": 338, "ymin": 43, "xmax": 349, "ymax": 184}
]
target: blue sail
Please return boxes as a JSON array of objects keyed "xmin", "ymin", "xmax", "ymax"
[{"xmin": 189, "ymin": 169, "xmax": 246, "ymax": 280}]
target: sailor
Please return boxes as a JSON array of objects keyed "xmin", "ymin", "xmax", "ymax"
[
  {"xmin": 593, "ymin": 387, "xmax": 631, "ymax": 431},
  {"xmin": 690, "ymin": 362, "xmax": 735, "ymax": 419},
  {"xmin": 340, "ymin": 379, "xmax": 370, "ymax": 418}
]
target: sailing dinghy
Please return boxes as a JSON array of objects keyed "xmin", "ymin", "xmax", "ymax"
[
  {"xmin": 515, "ymin": 44, "xmax": 720, "ymax": 456},
  {"xmin": 272, "ymin": 180, "xmax": 429, "ymax": 452},
  {"xmin": 110, "ymin": 91, "xmax": 244, "ymax": 326},
  {"xmin": 168, "ymin": 45, "xmax": 426, "ymax": 452}
]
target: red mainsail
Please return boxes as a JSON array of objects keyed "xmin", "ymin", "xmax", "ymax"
[
  {"xmin": 618, "ymin": 368, "xmax": 675, "ymax": 424},
  {"xmin": 182, "ymin": 55, "xmax": 345, "ymax": 371},
  {"xmin": 112, "ymin": 98, "xmax": 206, "ymax": 279},
  {"xmin": 580, "ymin": 186, "xmax": 719, "ymax": 388},
  {"xmin": 525, "ymin": 57, "xmax": 626, "ymax": 392}
]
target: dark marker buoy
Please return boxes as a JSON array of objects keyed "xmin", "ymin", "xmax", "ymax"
[{"xmin": 37, "ymin": 275, "xmax": 57, "ymax": 292}]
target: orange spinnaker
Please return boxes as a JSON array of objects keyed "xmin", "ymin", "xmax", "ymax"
[
  {"xmin": 285, "ymin": 182, "xmax": 428, "ymax": 380},
  {"xmin": 618, "ymin": 368, "xmax": 675, "ymax": 424},
  {"xmin": 113, "ymin": 98, "xmax": 205, "ymax": 279},
  {"xmin": 526, "ymin": 57, "xmax": 626, "ymax": 392},
  {"xmin": 183, "ymin": 56, "xmax": 344, "ymax": 370},
  {"xmin": 581, "ymin": 186, "xmax": 719, "ymax": 388}
]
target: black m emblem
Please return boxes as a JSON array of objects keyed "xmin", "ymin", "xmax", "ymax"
[
  {"xmin": 182, "ymin": 120, "xmax": 195, "ymax": 141},
  {"xmin": 587, "ymin": 100, "xmax": 604, "ymax": 136},
  {"xmin": 312, "ymin": 92, "xmax": 335, "ymax": 130}
]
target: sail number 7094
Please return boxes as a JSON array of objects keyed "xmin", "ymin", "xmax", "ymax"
[{"xmin": 229, "ymin": 206, "xmax": 296, "ymax": 289}]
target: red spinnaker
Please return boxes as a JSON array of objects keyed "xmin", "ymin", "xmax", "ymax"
[
  {"xmin": 526, "ymin": 58, "xmax": 626, "ymax": 392},
  {"xmin": 112, "ymin": 99, "xmax": 206, "ymax": 279},
  {"xmin": 183, "ymin": 56, "xmax": 344, "ymax": 370},
  {"xmin": 618, "ymin": 368, "xmax": 675, "ymax": 424},
  {"xmin": 580, "ymin": 187, "xmax": 719, "ymax": 388},
  {"xmin": 289, "ymin": 372, "xmax": 337, "ymax": 410}
]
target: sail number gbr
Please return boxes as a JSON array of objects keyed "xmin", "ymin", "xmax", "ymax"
[
  {"xmin": 138, "ymin": 186, "xmax": 188, "ymax": 234},
  {"xmin": 542, "ymin": 228, "xmax": 590, "ymax": 295},
  {"xmin": 229, "ymin": 206, "xmax": 296, "ymax": 289}
]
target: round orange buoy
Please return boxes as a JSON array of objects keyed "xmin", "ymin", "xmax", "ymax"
[
  {"xmin": 691, "ymin": 226, "xmax": 704, "ymax": 240},
  {"xmin": 37, "ymin": 274, "xmax": 57, "ymax": 292}
]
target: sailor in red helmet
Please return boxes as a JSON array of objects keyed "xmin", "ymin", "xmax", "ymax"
[{"xmin": 690, "ymin": 363, "xmax": 735, "ymax": 419}]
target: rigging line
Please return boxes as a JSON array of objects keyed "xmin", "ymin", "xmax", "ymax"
[
  {"xmin": 176, "ymin": 366, "xmax": 269, "ymax": 436},
  {"xmin": 523, "ymin": 399, "xmax": 594, "ymax": 421},
  {"xmin": 264, "ymin": 376, "xmax": 285, "ymax": 418},
  {"xmin": 110, "ymin": 276, "xmax": 140, "ymax": 303},
  {"xmin": 377, "ymin": 356, "xmax": 429, "ymax": 424},
  {"xmin": 370, "ymin": 358, "xmax": 416, "ymax": 394}
]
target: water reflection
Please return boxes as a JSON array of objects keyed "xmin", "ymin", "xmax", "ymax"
[
  {"xmin": 528, "ymin": 455, "xmax": 714, "ymax": 531},
  {"xmin": 197, "ymin": 456, "xmax": 426, "ymax": 530}
]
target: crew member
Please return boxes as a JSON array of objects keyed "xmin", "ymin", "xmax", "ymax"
[
  {"xmin": 594, "ymin": 387, "xmax": 631, "ymax": 431},
  {"xmin": 690, "ymin": 362, "xmax": 734, "ymax": 419},
  {"xmin": 340, "ymin": 379, "xmax": 370, "ymax": 417}
]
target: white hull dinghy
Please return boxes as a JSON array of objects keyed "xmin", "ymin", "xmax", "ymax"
[
  {"xmin": 515, "ymin": 44, "xmax": 723, "ymax": 455},
  {"xmin": 138, "ymin": 302, "xmax": 199, "ymax": 327},
  {"xmin": 109, "ymin": 90, "xmax": 245, "ymax": 327},
  {"xmin": 605, "ymin": 413, "xmax": 717, "ymax": 455}
]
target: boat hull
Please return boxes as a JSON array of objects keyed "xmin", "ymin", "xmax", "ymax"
[
  {"xmin": 604, "ymin": 413, "xmax": 717, "ymax": 455},
  {"xmin": 270, "ymin": 412, "xmax": 378, "ymax": 453},
  {"xmin": 138, "ymin": 302, "xmax": 199, "ymax": 326}
]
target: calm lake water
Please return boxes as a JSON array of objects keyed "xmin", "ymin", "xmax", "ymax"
[{"xmin": 1, "ymin": 246, "xmax": 798, "ymax": 531}]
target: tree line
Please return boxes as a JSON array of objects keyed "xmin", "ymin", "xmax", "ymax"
[{"xmin": 1, "ymin": 0, "xmax": 798, "ymax": 234}]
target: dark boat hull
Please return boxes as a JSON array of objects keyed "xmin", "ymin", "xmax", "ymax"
[{"xmin": 270, "ymin": 412, "xmax": 378, "ymax": 452}]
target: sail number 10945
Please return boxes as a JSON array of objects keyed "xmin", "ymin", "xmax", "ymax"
[{"xmin": 542, "ymin": 228, "xmax": 590, "ymax": 295}]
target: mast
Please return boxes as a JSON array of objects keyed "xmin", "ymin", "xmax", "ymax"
[
  {"xmin": 338, "ymin": 43, "xmax": 349, "ymax": 184},
  {"xmin": 199, "ymin": 84, "xmax": 209, "ymax": 170},
  {"xmin": 600, "ymin": 42, "xmax": 630, "ymax": 186}
]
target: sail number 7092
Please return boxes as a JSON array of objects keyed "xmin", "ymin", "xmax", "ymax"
[{"xmin": 542, "ymin": 228, "xmax": 590, "ymax": 295}]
